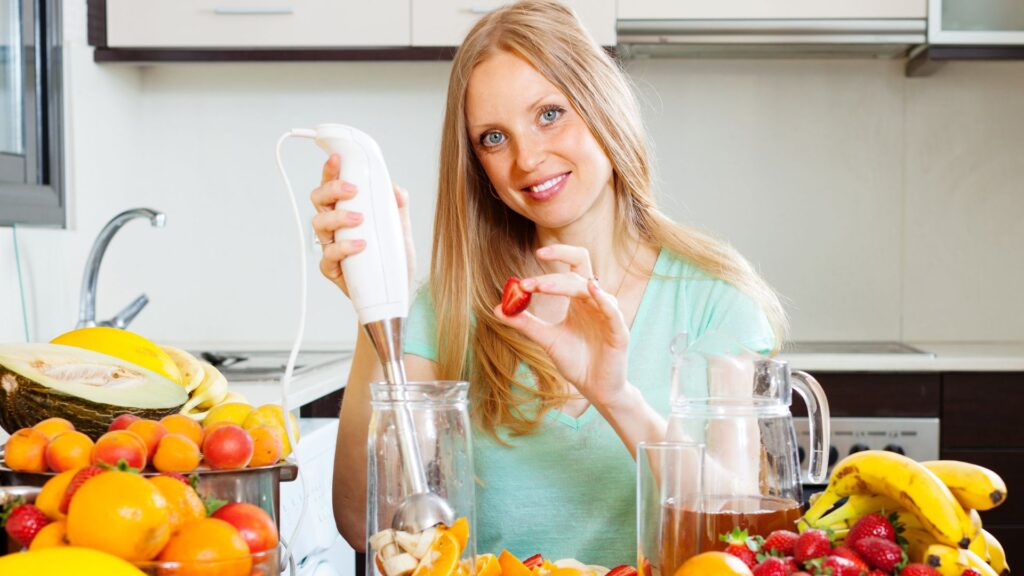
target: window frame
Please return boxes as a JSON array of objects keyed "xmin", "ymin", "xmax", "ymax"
[{"xmin": 0, "ymin": 0, "xmax": 64, "ymax": 228}]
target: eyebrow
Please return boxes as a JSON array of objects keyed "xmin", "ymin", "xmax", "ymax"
[{"xmin": 468, "ymin": 92, "xmax": 563, "ymax": 133}]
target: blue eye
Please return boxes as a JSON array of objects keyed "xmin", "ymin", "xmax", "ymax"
[
  {"xmin": 540, "ymin": 107, "xmax": 563, "ymax": 125},
  {"xmin": 481, "ymin": 131, "xmax": 505, "ymax": 147}
]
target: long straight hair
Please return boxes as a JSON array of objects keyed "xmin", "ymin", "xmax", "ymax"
[{"xmin": 431, "ymin": 0, "xmax": 787, "ymax": 440}]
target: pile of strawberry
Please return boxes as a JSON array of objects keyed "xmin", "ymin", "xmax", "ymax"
[{"xmin": 720, "ymin": 513, "xmax": 983, "ymax": 576}]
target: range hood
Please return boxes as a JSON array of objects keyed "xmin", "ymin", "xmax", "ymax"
[{"xmin": 617, "ymin": 19, "xmax": 927, "ymax": 59}]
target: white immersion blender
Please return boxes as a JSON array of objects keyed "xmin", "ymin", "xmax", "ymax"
[{"xmin": 276, "ymin": 124, "xmax": 455, "ymax": 535}]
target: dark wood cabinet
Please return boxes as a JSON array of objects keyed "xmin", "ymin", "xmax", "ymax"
[{"xmin": 790, "ymin": 372, "xmax": 941, "ymax": 417}]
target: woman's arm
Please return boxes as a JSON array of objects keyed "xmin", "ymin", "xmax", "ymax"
[
  {"xmin": 331, "ymin": 330, "xmax": 440, "ymax": 550},
  {"xmin": 592, "ymin": 383, "xmax": 666, "ymax": 460}
]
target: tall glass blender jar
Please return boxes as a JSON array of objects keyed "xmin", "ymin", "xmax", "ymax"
[{"xmin": 367, "ymin": 381, "xmax": 476, "ymax": 576}]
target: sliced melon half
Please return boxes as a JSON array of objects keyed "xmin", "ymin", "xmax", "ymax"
[{"xmin": 0, "ymin": 343, "xmax": 188, "ymax": 440}]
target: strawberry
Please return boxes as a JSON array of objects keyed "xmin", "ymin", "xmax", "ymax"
[
  {"xmin": 852, "ymin": 536, "xmax": 906, "ymax": 573},
  {"xmin": 793, "ymin": 529, "xmax": 831, "ymax": 563},
  {"xmin": 752, "ymin": 557, "xmax": 789, "ymax": 576},
  {"xmin": 500, "ymin": 277, "xmax": 531, "ymax": 316},
  {"xmin": 607, "ymin": 566, "xmax": 638, "ymax": 576},
  {"xmin": 523, "ymin": 554, "xmax": 544, "ymax": 569},
  {"xmin": 961, "ymin": 570, "xmax": 983, "ymax": 576},
  {"xmin": 781, "ymin": 558, "xmax": 799, "ymax": 573},
  {"xmin": 159, "ymin": 471, "xmax": 190, "ymax": 485},
  {"xmin": 2, "ymin": 503, "xmax": 50, "ymax": 548},
  {"xmin": 821, "ymin": 555, "xmax": 862, "ymax": 576},
  {"xmin": 720, "ymin": 528, "xmax": 759, "ymax": 569},
  {"xmin": 867, "ymin": 571, "xmax": 887, "ymax": 576},
  {"xmin": 848, "ymin": 513, "xmax": 897, "ymax": 547},
  {"xmin": 900, "ymin": 563, "xmax": 941, "ymax": 576},
  {"xmin": 831, "ymin": 545, "xmax": 870, "ymax": 573},
  {"xmin": 59, "ymin": 465, "xmax": 106, "ymax": 514},
  {"xmin": 762, "ymin": 530, "xmax": 800, "ymax": 556}
]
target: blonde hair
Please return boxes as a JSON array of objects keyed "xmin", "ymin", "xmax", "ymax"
[{"xmin": 431, "ymin": 0, "xmax": 787, "ymax": 440}]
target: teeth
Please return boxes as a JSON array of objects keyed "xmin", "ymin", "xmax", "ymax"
[{"xmin": 529, "ymin": 173, "xmax": 567, "ymax": 193}]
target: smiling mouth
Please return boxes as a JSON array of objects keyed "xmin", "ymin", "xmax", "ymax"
[{"xmin": 522, "ymin": 172, "xmax": 570, "ymax": 201}]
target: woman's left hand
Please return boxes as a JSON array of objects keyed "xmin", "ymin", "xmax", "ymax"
[{"xmin": 493, "ymin": 244, "xmax": 630, "ymax": 409}]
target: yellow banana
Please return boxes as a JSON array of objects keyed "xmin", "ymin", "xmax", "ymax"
[
  {"xmin": 964, "ymin": 549, "xmax": 1001, "ymax": 576},
  {"xmin": 922, "ymin": 460, "xmax": 1008, "ymax": 511},
  {"xmin": 922, "ymin": 543, "xmax": 969, "ymax": 576},
  {"xmin": 816, "ymin": 493, "xmax": 904, "ymax": 528},
  {"xmin": 981, "ymin": 529, "xmax": 1009, "ymax": 576},
  {"xmin": 800, "ymin": 489, "xmax": 843, "ymax": 531},
  {"xmin": 160, "ymin": 345, "xmax": 205, "ymax": 393},
  {"xmin": 821, "ymin": 450, "xmax": 977, "ymax": 549},
  {"xmin": 967, "ymin": 510, "xmax": 988, "ymax": 559},
  {"xmin": 180, "ymin": 361, "xmax": 229, "ymax": 414}
]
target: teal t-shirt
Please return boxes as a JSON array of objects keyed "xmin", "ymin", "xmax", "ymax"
[{"xmin": 403, "ymin": 249, "xmax": 775, "ymax": 567}]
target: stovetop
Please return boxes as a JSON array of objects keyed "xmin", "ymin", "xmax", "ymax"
[{"xmin": 193, "ymin": 349, "xmax": 352, "ymax": 381}]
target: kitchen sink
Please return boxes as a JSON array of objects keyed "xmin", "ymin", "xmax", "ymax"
[{"xmin": 193, "ymin": 349, "xmax": 352, "ymax": 380}]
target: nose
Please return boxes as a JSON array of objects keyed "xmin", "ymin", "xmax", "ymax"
[{"xmin": 513, "ymin": 131, "xmax": 547, "ymax": 173}]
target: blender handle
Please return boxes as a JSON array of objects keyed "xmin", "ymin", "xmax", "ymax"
[{"xmin": 791, "ymin": 370, "xmax": 831, "ymax": 484}]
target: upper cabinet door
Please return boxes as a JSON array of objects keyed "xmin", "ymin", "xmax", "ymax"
[
  {"xmin": 618, "ymin": 0, "xmax": 926, "ymax": 20},
  {"xmin": 106, "ymin": 0, "xmax": 410, "ymax": 48},
  {"xmin": 412, "ymin": 0, "xmax": 616, "ymax": 47}
]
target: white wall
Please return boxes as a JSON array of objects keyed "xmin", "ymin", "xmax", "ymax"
[{"xmin": 1, "ymin": 2, "xmax": 1023, "ymax": 348}]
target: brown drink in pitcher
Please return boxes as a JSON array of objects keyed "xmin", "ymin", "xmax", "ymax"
[{"xmin": 658, "ymin": 495, "xmax": 802, "ymax": 572}]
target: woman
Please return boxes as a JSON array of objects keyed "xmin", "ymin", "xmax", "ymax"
[{"xmin": 312, "ymin": 0, "xmax": 786, "ymax": 566}]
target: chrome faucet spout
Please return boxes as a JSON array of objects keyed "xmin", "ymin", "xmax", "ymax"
[{"xmin": 77, "ymin": 208, "xmax": 166, "ymax": 329}]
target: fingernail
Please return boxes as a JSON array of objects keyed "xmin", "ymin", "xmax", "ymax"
[
  {"xmin": 540, "ymin": 281, "xmax": 556, "ymax": 291},
  {"xmin": 352, "ymin": 239, "xmax": 366, "ymax": 248},
  {"xmin": 348, "ymin": 211, "xmax": 363, "ymax": 223},
  {"xmin": 340, "ymin": 181, "xmax": 356, "ymax": 193},
  {"xmin": 590, "ymin": 277, "xmax": 601, "ymax": 289},
  {"xmin": 537, "ymin": 247, "xmax": 550, "ymax": 257},
  {"xmin": 521, "ymin": 278, "xmax": 536, "ymax": 290}
]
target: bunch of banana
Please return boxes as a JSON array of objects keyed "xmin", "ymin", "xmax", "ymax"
[
  {"xmin": 799, "ymin": 450, "xmax": 1010, "ymax": 576},
  {"xmin": 159, "ymin": 345, "xmax": 246, "ymax": 419}
]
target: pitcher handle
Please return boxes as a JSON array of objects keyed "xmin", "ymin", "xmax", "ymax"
[{"xmin": 791, "ymin": 370, "xmax": 831, "ymax": 484}]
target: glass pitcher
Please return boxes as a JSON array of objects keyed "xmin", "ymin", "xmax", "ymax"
[
  {"xmin": 665, "ymin": 333, "xmax": 829, "ymax": 553},
  {"xmin": 367, "ymin": 381, "xmax": 476, "ymax": 576}
]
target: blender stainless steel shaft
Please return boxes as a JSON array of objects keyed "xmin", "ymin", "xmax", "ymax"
[{"xmin": 365, "ymin": 318, "xmax": 455, "ymax": 533}]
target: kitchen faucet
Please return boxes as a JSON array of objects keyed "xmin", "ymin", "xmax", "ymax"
[{"xmin": 77, "ymin": 208, "xmax": 166, "ymax": 329}]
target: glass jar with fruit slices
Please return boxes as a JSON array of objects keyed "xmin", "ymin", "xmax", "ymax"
[{"xmin": 367, "ymin": 381, "xmax": 475, "ymax": 576}]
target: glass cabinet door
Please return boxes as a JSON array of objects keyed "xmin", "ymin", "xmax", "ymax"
[
  {"xmin": 0, "ymin": 0, "xmax": 24, "ymax": 158},
  {"xmin": 930, "ymin": 0, "xmax": 1024, "ymax": 43}
]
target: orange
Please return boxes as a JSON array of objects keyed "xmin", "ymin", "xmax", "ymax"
[
  {"xmin": 4, "ymin": 427, "xmax": 49, "ymax": 472},
  {"xmin": 33, "ymin": 417, "xmax": 75, "ymax": 440},
  {"xmin": 148, "ymin": 475, "xmax": 207, "ymax": 535},
  {"xmin": 413, "ymin": 531, "xmax": 460, "ymax": 576},
  {"xmin": 476, "ymin": 554, "xmax": 501, "ymax": 576},
  {"xmin": 499, "ymin": 549, "xmax": 532, "ymax": 576},
  {"xmin": 160, "ymin": 414, "xmax": 203, "ymax": 447},
  {"xmin": 36, "ymin": 469, "xmax": 78, "ymax": 520},
  {"xmin": 157, "ymin": 517, "xmax": 253, "ymax": 576},
  {"xmin": 446, "ymin": 516, "xmax": 469, "ymax": 555},
  {"xmin": 66, "ymin": 470, "xmax": 171, "ymax": 561},
  {"xmin": 673, "ymin": 552, "xmax": 753, "ymax": 576},
  {"xmin": 45, "ymin": 431, "xmax": 94, "ymax": 472},
  {"xmin": 29, "ymin": 519, "xmax": 68, "ymax": 550},
  {"xmin": 247, "ymin": 425, "xmax": 284, "ymax": 468},
  {"xmin": 152, "ymin": 433, "xmax": 202, "ymax": 473}
]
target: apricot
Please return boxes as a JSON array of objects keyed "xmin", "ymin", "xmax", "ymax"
[
  {"xmin": 108, "ymin": 413, "xmax": 141, "ymax": 432},
  {"xmin": 202, "ymin": 425, "xmax": 254, "ymax": 470},
  {"xmin": 152, "ymin": 433, "xmax": 202, "ymax": 473},
  {"xmin": 91, "ymin": 430, "xmax": 148, "ymax": 470},
  {"xmin": 202, "ymin": 420, "xmax": 235, "ymax": 444},
  {"xmin": 127, "ymin": 419, "xmax": 168, "ymax": 460},
  {"xmin": 4, "ymin": 427, "xmax": 50, "ymax": 472},
  {"xmin": 243, "ymin": 404, "xmax": 299, "ymax": 457},
  {"xmin": 160, "ymin": 413, "xmax": 203, "ymax": 447},
  {"xmin": 45, "ymin": 431, "xmax": 94, "ymax": 472},
  {"xmin": 33, "ymin": 417, "xmax": 75, "ymax": 440},
  {"xmin": 247, "ymin": 425, "xmax": 284, "ymax": 468}
]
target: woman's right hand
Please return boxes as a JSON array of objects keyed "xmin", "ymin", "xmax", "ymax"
[{"xmin": 311, "ymin": 154, "xmax": 415, "ymax": 297}]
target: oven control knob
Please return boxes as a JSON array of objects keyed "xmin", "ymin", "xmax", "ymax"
[
  {"xmin": 849, "ymin": 443, "xmax": 871, "ymax": 455},
  {"xmin": 884, "ymin": 444, "xmax": 906, "ymax": 455},
  {"xmin": 828, "ymin": 446, "xmax": 839, "ymax": 466},
  {"xmin": 798, "ymin": 446, "xmax": 806, "ymax": 464}
]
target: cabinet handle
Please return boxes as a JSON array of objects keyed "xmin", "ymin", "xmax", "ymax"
[{"xmin": 213, "ymin": 7, "xmax": 294, "ymax": 15}]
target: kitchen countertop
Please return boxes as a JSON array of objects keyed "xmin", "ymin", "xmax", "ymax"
[{"xmin": 778, "ymin": 342, "xmax": 1024, "ymax": 372}]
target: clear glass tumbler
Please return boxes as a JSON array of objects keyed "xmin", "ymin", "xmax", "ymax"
[
  {"xmin": 637, "ymin": 441, "xmax": 705, "ymax": 576},
  {"xmin": 367, "ymin": 381, "xmax": 476, "ymax": 576}
]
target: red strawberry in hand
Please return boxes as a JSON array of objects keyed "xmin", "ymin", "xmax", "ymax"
[
  {"xmin": 59, "ymin": 465, "xmax": 106, "ymax": 514},
  {"xmin": 3, "ymin": 503, "xmax": 50, "ymax": 548},
  {"xmin": 794, "ymin": 529, "xmax": 832, "ymax": 563},
  {"xmin": 848, "ymin": 512, "xmax": 897, "ymax": 548},
  {"xmin": 900, "ymin": 563, "xmax": 941, "ymax": 576},
  {"xmin": 853, "ymin": 536, "xmax": 906, "ymax": 573},
  {"xmin": 762, "ymin": 530, "xmax": 799, "ymax": 556},
  {"xmin": 500, "ymin": 277, "xmax": 531, "ymax": 316},
  {"xmin": 720, "ymin": 528, "xmax": 759, "ymax": 569},
  {"xmin": 752, "ymin": 557, "xmax": 789, "ymax": 576},
  {"xmin": 831, "ymin": 545, "xmax": 871, "ymax": 573}
]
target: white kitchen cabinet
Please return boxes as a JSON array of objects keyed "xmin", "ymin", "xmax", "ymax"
[
  {"xmin": 618, "ymin": 0, "xmax": 926, "ymax": 20},
  {"xmin": 412, "ymin": 0, "xmax": 616, "ymax": 47},
  {"xmin": 106, "ymin": 0, "xmax": 409, "ymax": 48}
]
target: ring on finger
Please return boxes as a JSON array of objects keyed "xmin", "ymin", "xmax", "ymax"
[{"xmin": 314, "ymin": 236, "xmax": 335, "ymax": 246}]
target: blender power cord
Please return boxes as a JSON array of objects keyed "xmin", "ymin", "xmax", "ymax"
[{"xmin": 274, "ymin": 128, "xmax": 318, "ymax": 574}]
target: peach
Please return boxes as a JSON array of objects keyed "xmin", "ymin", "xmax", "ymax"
[
  {"xmin": 33, "ymin": 417, "xmax": 75, "ymax": 440},
  {"xmin": 202, "ymin": 425, "xmax": 254, "ymax": 470},
  {"xmin": 3, "ymin": 427, "xmax": 49, "ymax": 472},
  {"xmin": 159, "ymin": 414, "xmax": 203, "ymax": 447},
  {"xmin": 127, "ymin": 419, "xmax": 168, "ymax": 460},
  {"xmin": 91, "ymin": 429, "xmax": 148, "ymax": 470},
  {"xmin": 202, "ymin": 420, "xmax": 235, "ymax": 444},
  {"xmin": 247, "ymin": 425, "xmax": 283, "ymax": 468},
  {"xmin": 108, "ymin": 413, "xmax": 141, "ymax": 432},
  {"xmin": 242, "ymin": 404, "xmax": 299, "ymax": 457},
  {"xmin": 152, "ymin": 433, "xmax": 201, "ymax": 474},
  {"xmin": 45, "ymin": 430, "xmax": 94, "ymax": 472},
  {"xmin": 211, "ymin": 502, "xmax": 279, "ymax": 554}
]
